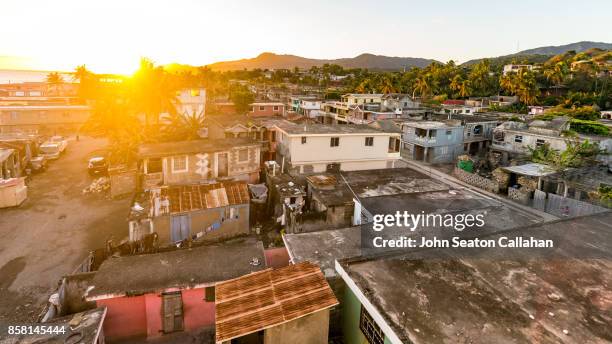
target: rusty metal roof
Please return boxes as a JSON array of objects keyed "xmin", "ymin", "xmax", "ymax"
[
  {"xmin": 215, "ymin": 261, "xmax": 338, "ymax": 343},
  {"xmin": 162, "ymin": 181, "xmax": 249, "ymax": 214}
]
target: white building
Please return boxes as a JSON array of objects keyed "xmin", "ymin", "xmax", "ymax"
[
  {"xmin": 275, "ymin": 124, "xmax": 401, "ymax": 174},
  {"xmin": 175, "ymin": 88, "xmax": 206, "ymax": 117},
  {"xmin": 502, "ymin": 64, "xmax": 539, "ymax": 76}
]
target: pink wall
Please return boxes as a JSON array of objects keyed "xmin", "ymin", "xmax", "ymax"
[
  {"xmin": 97, "ymin": 296, "xmax": 147, "ymax": 341},
  {"xmin": 144, "ymin": 294, "xmax": 162, "ymax": 337},
  {"xmin": 265, "ymin": 247, "xmax": 290, "ymax": 269},
  {"xmin": 96, "ymin": 287, "xmax": 216, "ymax": 341},
  {"xmin": 182, "ymin": 288, "xmax": 216, "ymax": 330}
]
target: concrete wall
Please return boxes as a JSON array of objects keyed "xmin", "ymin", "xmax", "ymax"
[
  {"xmin": 453, "ymin": 167, "xmax": 500, "ymax": 193},
  {"xmin": 283, "ymin": 134, "xmax": 397, "ymax": 164},
  {"xmin": 264, "ymin": 309, "xmax": 330, "ymax": 344}
]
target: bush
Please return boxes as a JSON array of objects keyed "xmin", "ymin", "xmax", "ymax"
[{"xmin": 570, "ymin": 119, "xmax": 610, "ymax": 136}]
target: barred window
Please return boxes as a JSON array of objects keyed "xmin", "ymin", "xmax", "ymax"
[
  {"xmin": 365, "ymin": 137, "xmax": 374, "ymax": 146},
  {"xmin": 359, "ymin": 306, "xmax": 385, "ymax": 344}
]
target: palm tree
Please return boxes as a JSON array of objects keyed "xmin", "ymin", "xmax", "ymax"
[
  {"xmin": 544, "ymin": 61, "xmax": 568, "ymax": 86},
  {"xmin": 380, "ymin": 77, "xmax": 397, "ymax": 94},
  {"xmin": 46, "ymin": 72, "xmax": 64, "ymax": 95},
  {"xmin": 72, "ymin": 65, "xmax": 96, "ymax": 101},
  {"xmin": 130, "ymin": 57, "xmax": 178, "ymax": 129},
  {"xmin": 162, "ymin": 111, "xmax": 206, "ymax": 141},
  {"xmin": 413, "ymin": 74, "xmax": 432, "ymax": 98}
]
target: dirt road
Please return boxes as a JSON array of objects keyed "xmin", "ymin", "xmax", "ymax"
[{"xmin": 0, "ymin": 136, "xmax": 132, "ymax": 325}]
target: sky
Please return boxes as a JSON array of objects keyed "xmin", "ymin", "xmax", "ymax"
[{"xmin": 1, "ymin": 0, "xmax": 611, "ymax": 74}]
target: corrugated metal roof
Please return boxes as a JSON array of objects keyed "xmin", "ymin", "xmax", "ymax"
[
  {"xmin": 163, "ymin": 181, "xmax": 249, "ymax": 214},
  {"xmin": 215, "ymin": 261, "xmax": 338, "ymax": 343}
]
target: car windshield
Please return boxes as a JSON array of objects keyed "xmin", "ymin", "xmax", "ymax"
[
  {"xmin": 40, "ymin": 145, "xmax": 59, "ymax": 154},
  {"xmin": 90, "ymin": 158, "xmax": 106, "ymax": 166}
]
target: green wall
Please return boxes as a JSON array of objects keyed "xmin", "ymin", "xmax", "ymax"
[{"xmin": 342, "ymin": 286, "xmax": 393, "ymax": 344}]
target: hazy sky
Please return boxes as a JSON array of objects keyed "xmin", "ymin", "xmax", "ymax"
[{"xmin": 1, "ymin": 0, "xmax": 611, "ymax": 74}]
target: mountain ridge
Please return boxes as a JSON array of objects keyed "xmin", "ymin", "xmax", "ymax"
[{"xmin": 205, "ymin": 52, "xmax": 438, "ymax": 71}]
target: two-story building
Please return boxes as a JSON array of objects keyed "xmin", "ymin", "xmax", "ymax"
[
  {"xmin": 0, "ymin": 104, "xmax": 90, "ymax": 134},
  {"xmin": 491, "ymin": 116, "xmax": 612, "ymax": 163},
  {"xmin": 275, "ymin": 124, "xmax": 401, "ymax": 174},
  {"xmin": 433, "ymin": 114, "xmax": 499, "ymax": 155},
  {"xmin": 207, "ymin": 115, "xmax": 296, "ymax": 162},
  {"xmin": 137, "ymin": 138, "xmax": 261, "ymax": 190},
  {"xmin": 175, "ymin": 88, "xmax": 206, "ymax": 117},
  {"xmin": 401, "ymin": 120, "xmax": 464, "ymax": 163},
  {"xmin": 249, "ymin": 102, "xmax": 285, "ymax": 117}
]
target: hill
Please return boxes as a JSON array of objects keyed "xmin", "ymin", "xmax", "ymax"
[
  {"xmin": 205, "ymin": 52, "xmax": 437, "ymax": 71},
  {"xmin": 462, "ymin": 41, "xmax": 612, "ymax": 66}
]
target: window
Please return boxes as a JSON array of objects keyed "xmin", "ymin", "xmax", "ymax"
[
  {"xmin": 238, "ymin": 149, "xmax": 249, "ymax": 162},
  {"xmin": 190, "ymin": 89, "xmax": 200, "ymax": 96},
  {"xmin": 301, "ymin": 136, "xmax": 307, "ymax": 144},
  {"xmin": 62, "ymin": 111, "xmax": 70, "ymax": 118},
  {"xmin": 465, "ymin": 109, "xmax": 470, "ymax": 113},
  {"xmin": 473, "ymin": 125, "xmax": 483, "ymax": 136},
  {"xmin": 536, "ymin": 139, "xmax": 546, "ymax": 147},
  {"xmin": 259, "ymin": 106, "xmax": 265, "ymax": 111},
  {"xmin": 162, "ymin": 292, "xmax": 184, "ymax": 333},
  {"xmin": 271, "ymin": 131, "xmax": 276, "ymax": 142},
  {"xmin": 172, "ymin": 155, "xmax": 188, "ymax": 173},
  {"xmin": 330, "ymin": 137, "xmax": 340, "ymax": 147},
  {"xmin": 365, "ymin": 137, "xmax": 374, "ymax": 146},
  {"xmin": 204, "ymin": 287, "xmax": 215, "ymax": 302},
  {"xmin": 446, "ymin": 130, "xmax": 452, "ymax": 136},
  {"xmin": 514, "ymin": 135, "xmax": 523, "ymax": 143},
  {"xmin": 273, "ymin": 106, "xmax": 279, "ymax": 111},
  {"xmin": 359, "ymin": 306, "xmax": 385, "ymax": 344}
]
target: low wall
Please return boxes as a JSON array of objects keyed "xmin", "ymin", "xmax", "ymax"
[
  {"xmin": 453, "ymin": 167, "xmax": 500, "ymax": 193},
  {"xmin": 508, "ymin": 186, "xmax": 532, "ymax": 205}
]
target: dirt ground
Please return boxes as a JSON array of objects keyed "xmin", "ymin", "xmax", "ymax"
[{"xmin": 0, "ymin": 136, "xmax": 132, "ymax": 326}]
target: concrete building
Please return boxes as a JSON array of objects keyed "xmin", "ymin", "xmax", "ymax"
[
  {"xmin": 207, "ymin": 115, "xmax": 296, "ymax": 162},
  {"xmin": 275, "ymin": 124, "xmax": 401, "ymax": 174},
  {"xmin": 128, "ymin": 181, "xmax": 251, "ymax": 245},
  {"xmin": 84, "ymin": 240, "xmax": 266, "ymax": 342},
  {"xmin": 502, "ymin": 64, "xmax": 538, "ymax": 76},
  {"xmin": 249, "ymin": 102, "xmax": 286, "ymax": 117},
  {"xmin": 175, "ymin": 88, "xmax": 206, "ymax": 117},
  {"xmin": 336, "ymin": 212, "xmax": 612, "ymax": 344},
  {"xmin": 214, "ymin": 261, "xmax": 338, "ymax": 344},
  {"xmin": 137, "ymin": 138, "xmax": 262, "ymax": 190},
  {"xmin": 0, "ymin": 104, "xmax": 90, "ymax": 134},
  {"xmin": 401, "ymin": 120, "xmax": 465, "ymax": 163},
  {"xmin": 491, "ymin": 116, "xmax": 612, "ymax": 163}
]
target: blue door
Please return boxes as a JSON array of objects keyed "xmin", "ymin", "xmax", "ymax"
[{"xmin": 171, "ymin": 215, "xmax": 190, "ymax": 242}]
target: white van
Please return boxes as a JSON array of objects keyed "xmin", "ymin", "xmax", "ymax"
[{"xmin": 39, "ymin": 142, "xmax": 62, "ymax": 160}]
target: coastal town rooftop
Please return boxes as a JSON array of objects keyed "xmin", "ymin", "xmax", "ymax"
[{"xmin": 337, "ymin": 211, "xmax": 612, "ymax": 343}]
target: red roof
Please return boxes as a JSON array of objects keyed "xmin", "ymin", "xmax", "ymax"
[{"xmin": 443, "ymin": 99, "xmax": 466, "ymax": 105}]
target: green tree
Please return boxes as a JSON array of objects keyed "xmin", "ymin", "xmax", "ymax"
[{"xmin": 229, "ymin": 84, "xmax": 255, "ymax": 113}]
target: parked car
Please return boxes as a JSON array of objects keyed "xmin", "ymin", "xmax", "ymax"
[
  {"xmin": 39, "ymin": 142, "xmax": 62, "ymax": 160},
  {"xmin": 88, "ymin": 156, "xmax": 108, "ymax": 176},
  {"xmin": 49, "ymin": 136, "xmax": 68, "ymax": 153},
  {"xmin": 28, "ymin": 156, "xmax": 47, "ymax": 173}
]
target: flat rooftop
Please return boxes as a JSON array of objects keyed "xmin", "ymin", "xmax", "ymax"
[
  {"xmin": 339, "ymin": 212, "xmax": 612, "ymax": 343},
  {"xmin": 86, "ymin": 239, "xmax": 266, "ymax": 300},
  {"xmin": 137, "ymin": 137, "xmax": 259, "ymax": 159},
  {"xmin": 278, "ymin": 124, "xmax": 389, "ymax": 135},
  {"xmin": 284, "ymin": 227, "xmax": 361, "ymax": 278}
]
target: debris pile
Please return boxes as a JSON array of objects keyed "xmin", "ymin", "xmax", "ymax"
[{"xmin": 83, "ymin": 177, "xmax": 110, "ymax": 194}]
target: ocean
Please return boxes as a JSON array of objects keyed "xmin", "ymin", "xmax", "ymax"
[{"xmin": 0, "ymin": 69, "xmax": 73, "ymax": 84}]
